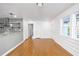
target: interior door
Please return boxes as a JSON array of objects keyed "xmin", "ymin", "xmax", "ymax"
[{"xmin": 28, "ymin": 24, "xmax": 33, "ymax": 37}]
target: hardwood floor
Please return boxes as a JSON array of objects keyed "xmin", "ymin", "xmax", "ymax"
[{"xmin": 7, "ymin": 38, "xmax": 72, "ymax": 56}]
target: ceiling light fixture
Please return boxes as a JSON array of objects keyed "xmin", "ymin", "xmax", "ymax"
[
  {"xmin": 9, "ymin": 12, "xmax": 16, "ymax": 18},
  {"xmin": 36, "ymin": 3, "xmax": 44, "ymax": 7}
]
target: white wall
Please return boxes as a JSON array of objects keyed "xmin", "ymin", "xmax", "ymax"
[
  {"xmin": 23, "ymin": 19, "xmax": 53, "ymax": 39},
  {"xmin": 34, "ymin": 20, "xmax": 52, "ymax": 38},
  {"xmin": 51, "ymin": 4, "xmax": 79, "ymax": 55},
  {"xmin": 52, "ymin": 35, "xmax": 79, "ymax": 56},
  {"xmin": 0, "ymin": 32, "xmax": 23, "ymax": 55}
]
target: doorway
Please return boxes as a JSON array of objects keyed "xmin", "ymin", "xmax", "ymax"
[{"xmin": 28, "ymin": 24, "xmax": 33, "ymax": 37}]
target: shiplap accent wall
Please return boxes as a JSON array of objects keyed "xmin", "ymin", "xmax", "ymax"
[
  {"xmin": 51, "ymin": 4, "xmax": 79, "ymax": 56},
  {"xmin": 52, "ymin": 35, "xmax": 79, "ymax": 56}
]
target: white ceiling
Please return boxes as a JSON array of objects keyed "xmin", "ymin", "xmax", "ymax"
[{"xmin": 0, "ymin": 3, "xmax": 74, "ymax": 19}]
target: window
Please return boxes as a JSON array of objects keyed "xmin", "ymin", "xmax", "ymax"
[
  {"xmin": 76, "ymin": 14, "xmax": 79, "ymax": 38},
  {"xmin": 61, "ymin": 11, "xmax": 79, "ymax": 40},
  {"xmin": 63, "ymin": 16, "xmax": 71, "ymax": 36}
]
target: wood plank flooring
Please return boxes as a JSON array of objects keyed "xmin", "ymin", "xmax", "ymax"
[{"xmin": 7, "ymin": 38, "xmax": 72, "ymax": 56}]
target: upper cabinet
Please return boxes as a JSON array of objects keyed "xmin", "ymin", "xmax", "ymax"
[{"xmin": 0, "ymin": 17, "xmax": 23, "ymax": 34}]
